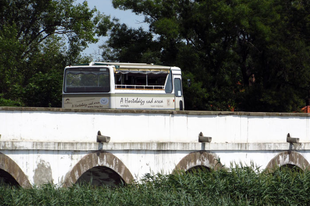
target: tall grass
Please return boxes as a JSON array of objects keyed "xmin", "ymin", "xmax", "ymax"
[{"xmin": 1, "ymin": 164, "xmax": 309, "ymax": 205}]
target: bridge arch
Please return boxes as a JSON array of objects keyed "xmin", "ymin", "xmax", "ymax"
[
  {"xmin": 63, "ymin": 151, "xmax": 134, "ymax": 187},
  {"xmin": 0, "ymin": 152, "xmax": 31, "ymax": 188},
  {"xmin": 266, "ymin": 151, "xmax": 310, "ymax": 171},
  {"xmin": 172, "ymin": 151, "xmax": 222, "ymax": 174}
]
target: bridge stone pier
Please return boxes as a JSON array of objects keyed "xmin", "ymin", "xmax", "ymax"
[{"xmin": 1, "ymin": 107, "xmax": 310, "ymax": 188}]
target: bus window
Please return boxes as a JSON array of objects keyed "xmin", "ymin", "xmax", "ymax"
[
  {"xmin": 174, "ymin": 78, "xmax": 182, "ymax": 97},
  {"xmin": 165, "ymin": 72, "xmax": 172, "ymax": 93},
  {"xmin": 64, "ymin": 68, "xmax": 110, "ymax": 93},
  {"xmin": 148, "ymin": 73, "xmax": 167, "ymax": 86},
  {"xmin": 115, "ymin": 71, "xmax": 169, "ymax": 90}
]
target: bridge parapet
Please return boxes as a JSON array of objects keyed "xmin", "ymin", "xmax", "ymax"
[
  {"xmin": 1, "ymin": 107, "xmax": 310, "ymax": 144},
  {"xmin": 1, "ymin": 107, "xmax": 310, "ymax": 187}
]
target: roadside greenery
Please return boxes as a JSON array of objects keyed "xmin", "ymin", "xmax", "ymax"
[
  {"xmin": 110, "ymin": 0, "xmax": 310, "ymax": 111},
  {"xmin": 1, "ymin": 0, "xmax": 310, "ymax": 111},
  {"xmin": 0, "ymin": 165, "xmax": 309, "ymax": 205},
  {"xmin": 0, "ymin": 0, "xmax": 112, "ymax": 107}
]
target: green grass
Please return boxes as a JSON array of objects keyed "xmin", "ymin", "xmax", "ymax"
[{"xmin": 0, "ymin": 164, "xmax": 309, "ymax": 205}]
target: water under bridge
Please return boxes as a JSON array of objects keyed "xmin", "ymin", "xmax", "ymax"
[{"xmin": 1, "ymin": 107, "xmax": 310, "ymax": 188}]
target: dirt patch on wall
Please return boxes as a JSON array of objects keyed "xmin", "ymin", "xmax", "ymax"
[{"xmin": 33, "ymin": 160, "xmax": 53, "ymax": 185}]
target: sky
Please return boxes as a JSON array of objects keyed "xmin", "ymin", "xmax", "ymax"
[{"xmin": 75, "ymin": 0, "xmax": 148, "ymax": 58}]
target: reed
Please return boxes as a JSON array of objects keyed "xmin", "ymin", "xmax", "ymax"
[{"xmin": 0, "ymin": 164, "xmax": 309, "ymax": 205}]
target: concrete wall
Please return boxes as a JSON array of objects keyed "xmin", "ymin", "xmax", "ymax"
[
  {"xmin": 1, "ymin": 107, "xmax": 310, "ymax": 187},
  {"xmin": 1, "ymin": 107, "xmax": 310, "ymax": 143}
]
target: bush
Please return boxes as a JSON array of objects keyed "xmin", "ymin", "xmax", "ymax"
[
  {"xmin": 0, "ymin": 164, "xmax": 309, "ymax": 205},
  {"xmin": 0, "ymin": 94, "xmax": 23, "ymax": 106}
]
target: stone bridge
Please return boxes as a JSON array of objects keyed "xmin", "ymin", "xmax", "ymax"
[{"xmin": 1, "ymin": 107, "xmax": 310, "ymax": 188}]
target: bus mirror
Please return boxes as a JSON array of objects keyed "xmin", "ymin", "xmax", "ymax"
[{"xmin": 187, "ymin": 79, "xmax": 191, "ymax": 87}]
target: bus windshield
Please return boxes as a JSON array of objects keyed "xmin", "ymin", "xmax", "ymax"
[{"xmin": 64, "ymin": 68, "xmax": 110, "ymax": 93}]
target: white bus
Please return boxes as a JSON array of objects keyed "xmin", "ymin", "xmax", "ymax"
[{"xmin": 62, "ymin": 62, "xmax": 184, "ymax": 110}]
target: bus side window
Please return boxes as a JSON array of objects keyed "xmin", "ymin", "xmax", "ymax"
[
  {"xmin": 165, "ymin": 72, "xmax": 172, "ymax": 93},
  {"xmin": 174, "ymin": 78, "xmax": 182, "ymax": 97}
]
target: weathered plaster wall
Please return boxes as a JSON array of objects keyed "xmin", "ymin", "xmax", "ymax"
[
  {"xmin": 1, "ymin": 107, "xmax": 310, "ymax": 187},
  {"xmin": 1, "ymin": 144, "xmax": 310, "ymax": 187},
  {"xmin": 1, "ymin": 107, "xmax": 310, "ymax": 143}
]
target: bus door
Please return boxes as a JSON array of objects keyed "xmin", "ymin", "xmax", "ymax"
[{"xmin": 173, "ymin": 75, "xmax": 184, "ymax": 110}]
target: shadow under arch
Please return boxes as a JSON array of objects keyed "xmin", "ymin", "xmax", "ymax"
[
  {"xmin": 172, "ymin": 151, "xmax": 222, "ymax": 174},
  {"xmin": 186, "ymin": 165, "xmax": 211, "ymax": 173},
  {"xmin": 63, "ymin": 151, "xmax": 134, "ymax": 187},
  {"xmin": 0, "ymin": 152, "xmax": 31, "ymax": 188},
  {"xmin": 280, "ymin": 163, "xmax": 303, "ymax": 173},
  {"xmin": 265, "ymin": 151, "xmax": 310, "ymax": 172}
]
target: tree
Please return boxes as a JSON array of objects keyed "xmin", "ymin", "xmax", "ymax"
[
  {"xmin": 234, "ymin": 0, "xmax": 310, "ymax": 111},
  {"xmin": 101, "ymin": 20, "xmax": 161, "ymax": 63},
  {"xmin": 0, "ymin": 0, "xmax": 112, "ymax": 107},
  {"xmin": 111, "ymin": 0, "xmax": 242, "ymax": 110},
  {"xmin": 111, "ymin": 0, "xmax": 310, "ymax": 112}
]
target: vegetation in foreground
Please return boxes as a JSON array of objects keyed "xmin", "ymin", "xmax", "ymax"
[{"xmin": 0, "ymin": 164, "xmax": 309, "ymax": 205}]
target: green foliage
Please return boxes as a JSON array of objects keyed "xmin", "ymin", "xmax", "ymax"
[
  {"xmin": 111, "ymin": 0, "xmax": 310, "ymax": 111},
  {"xmin": 0, "ymin": 94, "xmax": 23, "ymax": 107},
  {"xmin": 22, "ymin": 70, "xmax": 62, "ymax": 107},
  {"xmin": 2, "ymin": 0, "xmax": 310, "ymax": 111},
  {"xmin": 2, "ymin": 164, "xmax": 310, "ymax": 205},
  {"xmin": 0, "ymin": 0, "xmax": 112, "ymax": 107},
  {"xmin": 101, "ymin": 21, "xmax": 161, "ymax": 63}
]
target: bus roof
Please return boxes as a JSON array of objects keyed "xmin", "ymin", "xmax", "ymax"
[
  {"xmin": 90, "ymin": 62, "xmax": 175, "ymax": 69},
  {"xmin": 94, "ymin": 62, "xmax": 174, "ymax": 69},
  {"xmin": 67, "ymin": 62, "xmax": 181, "ymax": 72}
]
